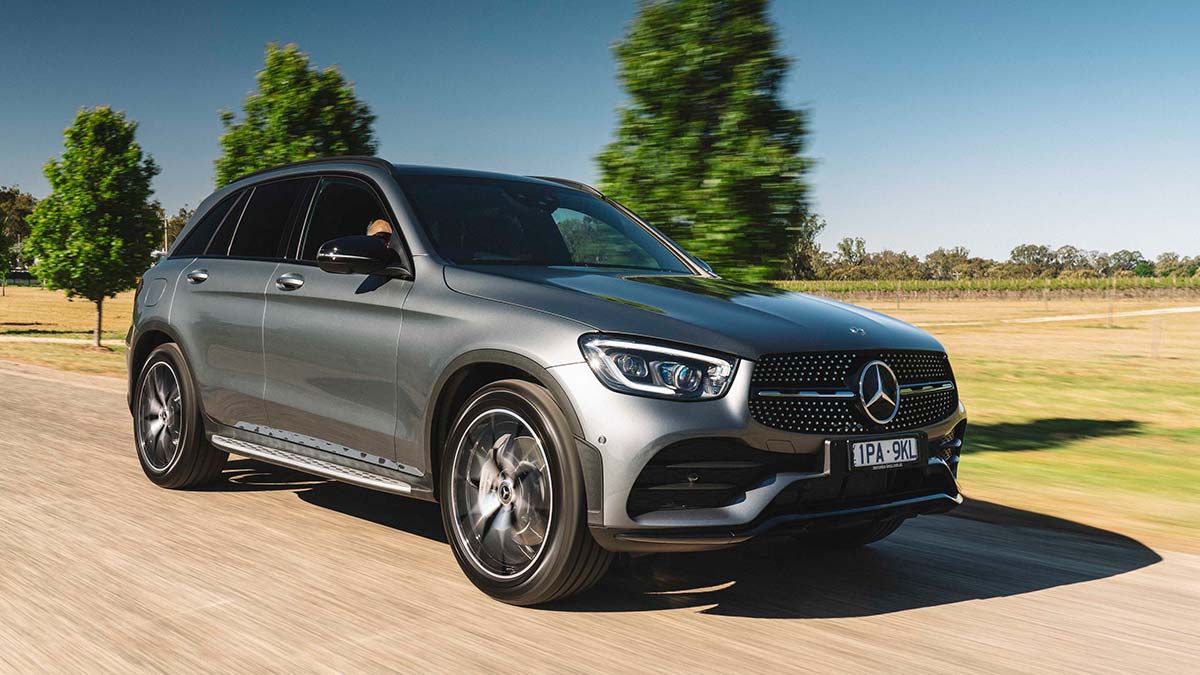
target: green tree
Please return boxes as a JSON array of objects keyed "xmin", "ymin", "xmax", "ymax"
[
  {"xmin": 24, "ymin": 107, "xmax": 160, "ymax": 346},
  {"xmin": 215, "ymin": 43, "xmax": 377, "ymax": 186},
  {"xmin": 597, "ymin": 0, "xmax": 810, "ymax": 282},
  {"xmin": 0, "ymin": 186, "xmax": 37, "ymax": 295},
  {"xmin": 153, "ymin": 204, "xmax": 194, "ymax": 250},
  {"xmin": 924, "ymin": 246, "xmax": 971, "ymax": 280},
  {"xmin": 1108, "ymin": 249, "xmax": 1147, "ymax": 274},
  {"xmin": 785, "ymin": 211, "xmax": 825, "ymax": 280}
]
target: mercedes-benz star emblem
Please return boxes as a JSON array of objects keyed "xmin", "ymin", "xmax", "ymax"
[{"xmin": 858, "ymin": 360, "xmax": 900, "ymax": 424}]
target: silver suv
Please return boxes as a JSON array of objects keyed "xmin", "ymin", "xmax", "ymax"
[{"xmin": 128, "ymin": 157, "xmax": 967, "ymax": 605}]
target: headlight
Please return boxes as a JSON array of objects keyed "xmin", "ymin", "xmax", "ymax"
[{"xmin": 578, "ymin": 334, "xmax": 736, "ymax": 400}]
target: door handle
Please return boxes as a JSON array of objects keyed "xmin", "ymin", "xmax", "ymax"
[
  {"xmin": 275, "ymin": 273, "xmax": 305, "ymax": 291},
  {"xmin": 186, "ymin": 269, "xmax": 209, "ymax": 284}
]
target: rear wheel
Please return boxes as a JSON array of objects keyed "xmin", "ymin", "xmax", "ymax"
[
  {"xmin": 795, "ymin": 518, "xmax": 904, "ymax": 549},
  {"xmin": 440, "ymin": 380, "xmax": 612, "ymax": 605},
  {"xmin": 133, "ymin": 343, "xmax": 227, "ymax": 488}
]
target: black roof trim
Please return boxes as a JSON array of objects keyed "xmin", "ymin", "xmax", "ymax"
[
  {"xmin": 529, "ymin": 176, "xmax": 604, "ymax": 198},
  {"xmin": 233, "ymin": 156, "xmax": 395, "ymax": 183}
]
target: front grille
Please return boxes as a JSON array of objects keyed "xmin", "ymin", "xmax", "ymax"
[{"xmin": 750, "ymin": 350, "xmax": 958, "ymax": 435}]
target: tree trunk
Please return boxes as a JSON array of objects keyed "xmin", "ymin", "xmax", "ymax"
[{"xmin": 95, "ymin": 299, "xmax": 103, "ymax": 348}]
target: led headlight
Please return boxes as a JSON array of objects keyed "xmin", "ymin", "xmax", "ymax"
[{"xmin": 579, "ymin": 334, "xmax": 736, "ymax": 400}]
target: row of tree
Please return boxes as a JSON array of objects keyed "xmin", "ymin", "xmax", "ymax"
[
  {"xmin": 3, "ymin": 0, "xmax": 1191, "ymax": 346},
  {"xmin": 787, "ymin": 237, "xmax": 1199, "ymax": 282}
]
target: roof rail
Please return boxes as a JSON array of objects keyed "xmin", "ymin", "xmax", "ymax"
[
  {"xmin": 529, "ymin": 176, "xmax": 605, "ymax": 198},
  {"xmin": 233, "ymin": 156, "xmax": 394, "ymax": 183}
]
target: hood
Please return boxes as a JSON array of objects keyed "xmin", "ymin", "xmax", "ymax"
[{"xmin": 443, "ymin": 266, "xmax": 944, "ymax": 359}]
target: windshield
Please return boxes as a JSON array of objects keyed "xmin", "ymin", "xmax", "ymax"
[{"xmin": 398, "ymin": 175, "xmax": 692, "ymax": 273}]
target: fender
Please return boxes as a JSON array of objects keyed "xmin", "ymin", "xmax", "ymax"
[
  {"xmin": 423, "ymin": 349, "xmax": 602, "ymax": 521},
  {"xmin": 126, "ymin": 319, "xmax": 189, "ymax": 412}
]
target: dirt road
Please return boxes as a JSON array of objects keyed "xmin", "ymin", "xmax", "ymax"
[{"xmin": 0, "ymin": 360, "xmax": 1195, "ymax": 673}]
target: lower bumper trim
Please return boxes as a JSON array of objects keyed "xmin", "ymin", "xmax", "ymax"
[{"xmin": 612, "ymin": 492, "xmax": 962, "ymax": 549}]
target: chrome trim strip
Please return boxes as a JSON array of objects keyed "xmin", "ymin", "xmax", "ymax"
[
  {"xmin": 212, "ymin": 434, "xmax": 413, "ymax": 495},
  {"xmin": 753, "ymin": 381, "xmax": 955, "ymax": 399},
  {"xmin": 899, "ymin": 380, "xmax": 956, "ymax": 395},
  {"xmin": 755, "ymin": 389, "xmax": 855, "ymax": 399}
]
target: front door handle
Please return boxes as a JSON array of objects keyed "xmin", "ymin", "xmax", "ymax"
[
  {"xmin": 275, "ymin": 273, "xmax": 305, "ymax": 291},
  {"xmin": 186, "ymin": 269, "xmax": 209, "ymax": 284}
]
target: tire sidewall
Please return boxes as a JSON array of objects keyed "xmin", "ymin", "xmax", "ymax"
[{"xmin": 439, "ymin": 380, "xmax": 589, "ymax": 604}]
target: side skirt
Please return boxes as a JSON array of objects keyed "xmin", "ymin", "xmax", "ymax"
[{"xmin": 209, "ymin": 432, "xmax": 428, "ymax": 498}]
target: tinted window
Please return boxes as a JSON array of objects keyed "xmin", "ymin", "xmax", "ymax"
[
  {"xmin": 171, "ymin": 192, "xmax": 239, "ymax": 258},
  {"xmin": 228, "ymin": 179, "xmax": 307, "ymax": 259},
  {"xmin": 205, "ymin": 190, "xmax": 249, "ymax": 256},
  {"xmin": 554, "ymin": 208, "xmax": 657, "ymax": 269},
  {"xmin": 400, "ymin": 177, "xmax": 689, "ymax": 272},
  {"xmin": 300, "ymin": 177, "xmax": 390, "ymax": 261}
]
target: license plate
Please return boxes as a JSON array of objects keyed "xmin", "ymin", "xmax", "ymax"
[{"xmin": 849, "ymin": 436, "xmax": 919, "ymax": 470}]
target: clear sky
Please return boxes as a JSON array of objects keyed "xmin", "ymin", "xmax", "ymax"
[{"xmin": 1, "ymin": 0, "xmax": 1196, "ymax": 259}]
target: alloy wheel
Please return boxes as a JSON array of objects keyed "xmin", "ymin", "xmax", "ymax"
[
  {"xmin": 137, "ymin": 361, "xmax": 184, "ymax": 471},
  {"xmin": 449, "ymin": 408, "xmax": 553, "ymax": 580}
]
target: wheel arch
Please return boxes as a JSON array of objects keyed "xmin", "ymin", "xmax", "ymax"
[
  {"xmin": 127, "ymin": 320, "xmax": 191, "ymax": 413},
  {"xmin": 424, "ymin": 350, "xmax": 592, "ymax": 504}
]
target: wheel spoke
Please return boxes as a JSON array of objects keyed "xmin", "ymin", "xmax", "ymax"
[
  {"xmin": 138, "ymin": 362, "xmax": 182, "ymax": 471},
  {"xmin": 450, "ymin": 407, "xmax": 553, "ymax": 580}
]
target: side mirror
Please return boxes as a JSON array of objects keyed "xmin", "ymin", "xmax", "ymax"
[{"xmin": 316, "ymin": 235, "xmax": 411, "ymax": 278}]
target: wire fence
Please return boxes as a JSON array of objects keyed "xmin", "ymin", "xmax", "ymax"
[{"xmin": 772, "ymin": 276, "xmax": 1200, "ymax": 302}]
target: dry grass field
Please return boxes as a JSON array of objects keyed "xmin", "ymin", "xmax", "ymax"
[
  {"xmin": 858, "ymin": 297, "xmax": 1200, "ymax": 551},
  {"xmin": 1, "ymin": 286, "xmax": 1196, "ymax": 550},
  {"xmin": 0, "ymin": 287, "xmax": 132, "ymax": 374}
]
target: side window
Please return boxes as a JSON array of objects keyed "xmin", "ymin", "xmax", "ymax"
[
  {"xmin": 299, "ymin": 177, "xmax": 391, "ymax": 261},
  {"xmin": 228, "ymin": 179, "xmax": 308, "ymax": 259},
  {"xmin": 171, "ymin": 191, "xmax": 240, "ymax": 258},
  {"xmin": 554, "ymin": 208, "xmax": 657, "ymax": 268},
  {"xmin": 205, "ymin": 190, "xmax": 250, "ymax": 256}
]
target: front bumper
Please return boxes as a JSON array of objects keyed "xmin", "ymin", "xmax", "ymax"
[{"xmin": 548, "ymin": 360, "xmax": 967, "ymax": 549}]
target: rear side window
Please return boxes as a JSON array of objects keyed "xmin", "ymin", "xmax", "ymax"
[
  {"xmin": 299, "ymin": 177, "xmax": 390, "ymax": 261},
  {"xmin": 228, "ymin": 179, "xmax": 308, "ymax": 259},
  {"xmin": 171, "ymin": 192, "xmax": 241, "ymax": 258},
  {"xmin": 205, "ymin": 190, "xmax": 250, "ymax": 256}
]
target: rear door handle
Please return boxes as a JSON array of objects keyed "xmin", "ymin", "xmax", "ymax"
[
  {"xmin": 186, "ymin": 269, "xmax": 209, "ymax": 284},
  {"xmin": 275, "ymin": 273, "xmax": 305, "ymax": 291}
]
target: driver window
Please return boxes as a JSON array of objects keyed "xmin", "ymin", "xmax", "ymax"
[{"xmin": 300, "ymin": 177, "xmax": 391, "ymax": 261}]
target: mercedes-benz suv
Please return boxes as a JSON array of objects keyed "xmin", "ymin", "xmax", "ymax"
[{"xmin": 128, "ymin": 157, "xmax": 967, "ymax": 605}]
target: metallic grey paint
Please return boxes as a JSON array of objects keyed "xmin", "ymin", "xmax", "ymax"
[{"xmin": 129, "ymin": 158, "xmax": 967, "ymax": 551}]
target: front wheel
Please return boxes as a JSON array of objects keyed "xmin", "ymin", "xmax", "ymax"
[{"xmin": 439, "ymin": 380, "xmax": 613, "ymax": 605}]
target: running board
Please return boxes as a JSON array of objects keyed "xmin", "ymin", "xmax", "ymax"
[{"xmin": 211, "ymin": 434, "xmax": 412, "ymax": 495}]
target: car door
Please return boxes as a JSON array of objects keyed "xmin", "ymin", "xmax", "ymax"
[
  {"xmin": 261, "ymin": 175, "xmax": 415, "ymax": 472},
  {"xmin": 169, "ymin": 178, "xmax": 311, "ymax": 430}
]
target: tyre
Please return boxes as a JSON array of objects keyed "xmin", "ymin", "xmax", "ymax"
[
  {"xmin": 439, "ymin": 379, "xmax": 613, "ymax": 605},
  {"xmin": 133, "ymin": 343, "xmax": 227, "ymax": 488},
  {"xmin": 795, "ymin": 518, "xmax": 904, "ymax": 549}
]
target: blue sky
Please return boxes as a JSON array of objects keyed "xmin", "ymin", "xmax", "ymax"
[{"xmin": 1, "ymin": 0, "xmax": 1196, "ymax": 259}]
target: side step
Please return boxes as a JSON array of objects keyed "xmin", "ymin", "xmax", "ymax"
[{"xmin": 211, "ymin": 434, "xmax": 412, "ymax": 495}]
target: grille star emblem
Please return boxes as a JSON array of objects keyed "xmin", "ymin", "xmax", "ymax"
[{"xmin": 858, "ymin": 360, "xmax": 900, "ymax": 424}]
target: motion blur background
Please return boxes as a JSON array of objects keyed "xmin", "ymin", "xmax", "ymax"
[{"xmin": 0, "ymin": 1, "xmax": 1196, "ymax": 671}]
